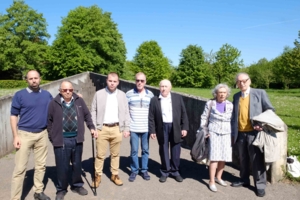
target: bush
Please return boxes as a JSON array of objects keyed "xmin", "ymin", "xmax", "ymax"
[{"xmin": 0, "ymin": 80, "xmax": 51, "ymax": 88}]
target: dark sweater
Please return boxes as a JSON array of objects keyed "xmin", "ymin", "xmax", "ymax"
[
  {"xmin": 11, "ymin": 88, "xmax": 53, "ymax": 132},
  {"xmin": 47, "ymin": 93, "xmax": 95, "ymax": 147}
]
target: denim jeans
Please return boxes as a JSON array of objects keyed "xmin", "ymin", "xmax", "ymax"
[
  {"xmin": 54, "ymin": 137, "xmax": 84, "ymax": 193},
  {"xmin": 130, "ymin": 132, "xmax": 149, "ymax": 174}
]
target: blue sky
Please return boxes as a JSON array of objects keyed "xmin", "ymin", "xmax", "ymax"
[{"xmin": 1, "ymin": 0, "xmax": 299, "ymax": 66}]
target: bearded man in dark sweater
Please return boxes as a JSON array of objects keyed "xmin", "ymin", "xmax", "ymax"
[{"xmin": 47, "ymin": 81, "xmax": 97, "ymax": 200}]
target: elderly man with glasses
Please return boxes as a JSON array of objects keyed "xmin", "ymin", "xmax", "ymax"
[
  {"xmin": 231, "ymin": 73, "xmax": 275, "ymax": 197},
  {"xmin": 47, "ymin": 81, "xmax": 96, "ymax": 200},
  {"xmin": 126, "ymin": 72, "xmax": 154, "ymax": 182}
]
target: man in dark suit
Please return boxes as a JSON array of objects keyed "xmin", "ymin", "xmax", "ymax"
[
  {"xmin": 231, "ymin": 73, "xmax": 275, "ymax": 197},
  {"xmin": 149, "ymin": 79, "xmax": 189, "ymax": 183}
]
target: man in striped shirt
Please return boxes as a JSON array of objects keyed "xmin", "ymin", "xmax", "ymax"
[{"xmin": 126, "ymin": 72, "xmax": 154, "ymax": 182}]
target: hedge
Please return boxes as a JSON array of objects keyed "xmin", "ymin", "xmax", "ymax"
[{"xmin": 0, "ymin": 80, "xmax": 51, "ymax": 88}]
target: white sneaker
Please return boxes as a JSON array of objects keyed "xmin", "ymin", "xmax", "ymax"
[
  {"xmin": 209, "ymin": 184, "xmax": 217, "ymax": 192},
  {"xmin": 215, "ymin": 178, "xmax": 227, "ymax": 187}
]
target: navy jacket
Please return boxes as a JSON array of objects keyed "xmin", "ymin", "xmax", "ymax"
[{"xmin": 47, "ymin": 93, "xmax": 95, "ymax": 147}]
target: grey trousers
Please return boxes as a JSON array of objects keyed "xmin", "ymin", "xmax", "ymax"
[{"xmin": 237, "ymin": 131, "xmax": 266, "ymax": 190}]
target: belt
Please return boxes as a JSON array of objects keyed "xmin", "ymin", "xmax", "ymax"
[{"xmin": 103, "ymin": 122, "xmax": 119, "ymax": 127}]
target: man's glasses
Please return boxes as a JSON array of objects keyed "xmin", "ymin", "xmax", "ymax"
[
  {"xmin": 136, "ymin": 79, "xmax": 145, "ymax": 83},
  {"xmin": 60, "ymin": 89, "xmax": 74, "ymax": 92},
  {"xmin": 236, "ymin": 78, "xmax": 249, "ymax": 84}
]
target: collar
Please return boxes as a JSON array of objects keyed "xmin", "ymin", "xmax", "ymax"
[
  {"xmin": 159, "ymin": 92, "xmax": 171, "ymax": 99},
  {"xmin": 105, "ymin": 87, "xmax": 118, "ymax": 94},
  {"xmin": 133, "ymin": 87, "xmax": 148, "ymax": 94},
  {"xmin": 60, "ymin": 95, "xmax": 74, "ymax": 104},
  {"xmin": 26, "ymin": 87, "xmax": 41, "ymax": 93},
  {"xmin": 241, "ymin": 87, "xmax": 251, "ymax": 97}
]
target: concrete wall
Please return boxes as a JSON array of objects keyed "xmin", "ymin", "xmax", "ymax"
[
  {"xmin": 0, "ymin": 72, "xmax": 94, "ymax": 158},
  {"xmin": 0, "ymin": 71, "xmax": 287, "ymax": 183}
]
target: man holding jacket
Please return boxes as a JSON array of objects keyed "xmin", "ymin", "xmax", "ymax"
[{"xmin": 47, "ymin": 81, "xmax": 96, "ymax": 200}]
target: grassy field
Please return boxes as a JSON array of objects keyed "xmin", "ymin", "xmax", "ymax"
[{"xmin": 173, "ymin": 87, "xmax": 300, "ymax": 160}]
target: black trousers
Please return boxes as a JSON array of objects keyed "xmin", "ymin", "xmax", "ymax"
[
  {"xmin": 54, "ymin": 137, "xmax": 84, "ymax": 193},
  {"xmin": 237, "ymin": 131, "xmax": 266, "ymax": 190},
  {"xmin": 159, "ymin": 123, "xmax": 181, "ymax": 177}
]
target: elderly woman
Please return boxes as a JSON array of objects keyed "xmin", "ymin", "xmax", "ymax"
[{"xmin": 200, "ymin": 83, "xmax": 233, "ymax": 192}]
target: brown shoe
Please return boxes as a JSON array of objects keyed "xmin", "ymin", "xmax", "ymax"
[
  {"xmin": 111, "ymin": 174, "xmax": 123, "ymax": 186},
  {"xmin": 92, "ymin": 173, "xmax": 101, "ymax": 188}
]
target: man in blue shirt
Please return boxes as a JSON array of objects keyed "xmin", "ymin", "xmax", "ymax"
[
  {"xmin": 126, "ymin": 72, "xmax": 154, "ymax": 182},
  {"xmin": 10, "ymin": 70, "xmax": 52, "ymax": 200}
]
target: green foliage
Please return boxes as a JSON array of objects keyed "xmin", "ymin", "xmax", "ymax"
[
  {"xmin": 171, "ymin": 45, "xmax": 215, "ymax": 88},
  {"xmin": 213, "ymin": 43, "xmax": 243, "ymax": 83},
  {"xmin": 247, "ymin": 58, "xmax": 274, "ymax": 89},
  {"xmin": 0, "ymin": 80, "xmax": 50, "ymax": 88},
  {"xmin": 132, "ymin": 40, "xmax": 171, "ymax": 86},
  {"xmin": 0, "ymin": 0, "xmax": 50, "ymax": 77},
  {"xmin": 45, "ymin": 5, "xmax": 126, "ymax": 80},
  {"xmin": 120, "ymin": 60, "xmax": 136, "ymax": 81}
]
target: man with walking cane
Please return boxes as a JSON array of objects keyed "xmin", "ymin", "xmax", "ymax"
[{"xmin": 47, "ymin": 81, "xmax": 97, "ymax": 200}]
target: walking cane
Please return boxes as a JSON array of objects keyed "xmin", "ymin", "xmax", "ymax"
[{"xmin": 92, "ymin": 136, "xmax": 97, "ymax": 196}]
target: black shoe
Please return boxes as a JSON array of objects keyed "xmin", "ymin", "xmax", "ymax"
[
  {"xmin": 71, "ymin": 187, "xmax": 88, "ymax": 196},
  {"xmin": 55, "ymin": 191, "xmax": 66, "ymax": 200},
  {"xmin": 257, "ymin": 189, "xmax": 266, "ymax": 197},
  {"xmin": 34, "ymin": 192, "xmax": 51, "ymax": 200},
  {"xmin": 159, "ymin": 176, "xmax": 167, "ymax": 183},
  {"xmin": 231, "ymin": 181, "xmax": 250, "ymax": 187},
  {"xmin": 174, "ymin": 175, "xmax": 183, "ymax": 182}
]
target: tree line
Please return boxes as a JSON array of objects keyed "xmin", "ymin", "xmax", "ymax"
[{"xmin": 1, "ymin": 0, "xmax": 299, "ymax": 89}]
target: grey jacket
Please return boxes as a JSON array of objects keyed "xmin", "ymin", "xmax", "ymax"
[
  {"xmin": 252, "ymin": 109, "xmax": 286, "ymax": 163},
  {"xmin": 231, "ymin": 88, "xmax": 275, "ymax": 144},
  {"xmin": 91, "ymin": 88, "xmax": 130, "ymax": 132}
]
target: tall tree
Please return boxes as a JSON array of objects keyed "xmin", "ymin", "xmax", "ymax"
[
  {"xmin": 0, "ymin": 0, "xmax": 50, "ymax": 78},
  {"xmin": 132, "ymin": 41, "xmax": 171, "ymax": 85},
  {"xmin": 247, "ymin": 58, "xmax": 273, "ymax": 89},
  {"xmin": 46, "ymin": 5, "xmax": 126, "ymax": 79},
  {"xmin": 213, "ymin": 43, "xmax": 243, "ymax": 83},
  {"xmin": 172, "ymin": 45, "xmax": 214, "ymax": 88}
]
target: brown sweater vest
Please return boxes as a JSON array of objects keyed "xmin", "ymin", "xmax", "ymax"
[{"xmin": 238, "ymin": 95, "xmax": 254, "ymax": 132}]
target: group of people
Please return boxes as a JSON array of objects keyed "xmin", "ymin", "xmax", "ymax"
[{"xmin": 9, "ymin": 70, "xmax": 274, "ymax": 200}]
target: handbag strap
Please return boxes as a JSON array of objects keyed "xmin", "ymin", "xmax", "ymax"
[{"xmin": 203, "ymin": 100, "xmax": 214, "ymax": 128}]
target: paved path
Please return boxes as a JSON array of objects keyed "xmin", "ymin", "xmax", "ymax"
[{"xmin": 0, "ymin": 130, "xmax": 299, "ymax": 200}]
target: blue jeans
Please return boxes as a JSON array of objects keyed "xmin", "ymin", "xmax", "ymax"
[
  {"xmin": 130, "ymin": 132, "xmax": 149, "ymax": 174},
  {"xmin": 54, "ymin": 137, "xmax": 84, "ymax": 193}
]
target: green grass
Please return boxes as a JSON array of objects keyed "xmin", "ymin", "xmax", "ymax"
[
  {"xmin": 173, "ymin": 87, "xmax": 300, "ymax": 159},
  {"xmin": 0, "ymin": 88, "xmax": 21, "ymax": 97}
]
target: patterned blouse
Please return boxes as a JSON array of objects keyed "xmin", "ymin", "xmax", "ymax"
[{"xmin": 200, "ymin": 99, "xmax": 233, "ymax": 135}]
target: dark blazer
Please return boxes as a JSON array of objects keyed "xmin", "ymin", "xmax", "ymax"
[
  {"xmin": 47, "ymin": 93, "xmax": 95, "ymax": 147},
  {"xmin": 148, "ymin": 93, "xmax": 189, "ymax": 145},
  {"xmin": 231, "ymin": 88, "xmax": 275, "ymax": 144}
]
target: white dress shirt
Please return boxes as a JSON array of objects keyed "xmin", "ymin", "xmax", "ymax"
[
  {"xmin": 242, "ymin": 87, "xmax": 251, "ymax": 98},
  {"xmin": 103, "ymin": 88, "xmax": 119, "ymax": 123},
  {"xmin": 159, "ymin": 93, "xmax": 173, "ymax": 123}
]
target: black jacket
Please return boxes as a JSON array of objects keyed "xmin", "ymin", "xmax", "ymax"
[
  {"xmin": 47, "ymin": 93, "xmax": 95, "ymax": 147},
  {"xmin": 148, "ymin": 93, "xmax": 189, "ymax": 145}
]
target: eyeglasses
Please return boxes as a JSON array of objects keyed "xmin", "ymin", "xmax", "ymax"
[
  {"xmin": 60, "ymin": 89, "xmax": 74, "ymax": 92},
  {"xmin": 136, "ymin": 79, "xmax": 145, "ymax": 83},
  {"xmin": 236, "ymin": 78, "xmax": 249, "ymax": 84}
]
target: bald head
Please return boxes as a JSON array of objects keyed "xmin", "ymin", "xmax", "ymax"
[
  {"xmin": 59, "ymin": 81, "xmax": 74, "ymax": 102},
  {"xmin": 159, "ymin": 79, "xmax": 172, "ymax": 97}
]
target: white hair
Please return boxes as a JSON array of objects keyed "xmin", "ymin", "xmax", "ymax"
[{"xmin": 212, "ymin": 83, "xmax": 231, "ymax": 99}]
